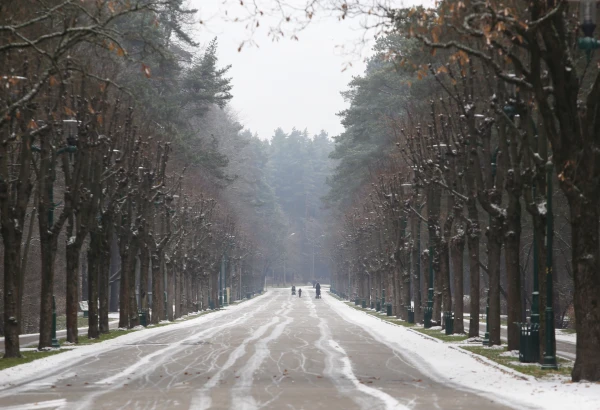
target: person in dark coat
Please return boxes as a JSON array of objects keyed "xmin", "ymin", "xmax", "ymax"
[
  {"xmin": 298, "ymin": 288, "xmax": 302, "ymax": 297},
  {"xmin": 315, "ymin": 282, "xmax": 321, "ymax": 299}
]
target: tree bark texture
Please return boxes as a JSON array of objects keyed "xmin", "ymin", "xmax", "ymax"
[
  {"xmin": 487, "ymin": 215, "xmax": 503, "ymax": 346},
  {"xmin": 87, "ymin": 236, "xmax": 100, "ymax": 339},
  {"xmin": 504, "ymin": 193, "xmax": 522, "ymax": 351},
  {"xmin": 151, "ymin": 249, "xmax": 164, "ymax": 323},
  {"xmin": 65, "ymin": 243, "xmax": 80, "ymax": 343},
  {"xmin": 452, "ymin": 233, "xmax": 465, "ymax": 334},
  {"xmin": 570, "ymin": 197, "xmax": 600, "ymax": 381}
]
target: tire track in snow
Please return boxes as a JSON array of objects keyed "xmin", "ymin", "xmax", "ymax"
[
  {"xmin": 190, "ymin": 297, "xmax": 291, "ymax": 410},
  {"xmin": 229, "ymin": 300, "xmax": 294, "ymax": 410},
  {"xmin": 68, "ymin": 292, "xmax": 278, "ymax": 410},
  {"xmin": 307, "ymin": 295, "xmax": 409, "ymax": 410}
]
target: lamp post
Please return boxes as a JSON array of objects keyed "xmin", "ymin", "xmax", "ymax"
[
  {"xmin": 531, "ymin": 183, "xmax": 541, "ymax": 357},
  {"xmin": 481, "ymin": 147, "xmax": 499, "ymax": 346},
  {"xmin": 542, "ymin": 161, "xmax": 558, "ymax": 369},
  {"xmin": 51, "ymin": 295, "xmax": 60, "ymax": 348},
  {"xmin": 577, "ymin": 0, "xmax": 600, "ymax": 59},
  {"xmin": 424, "ymin": 245, "xmax": 434, "ymax": 328}
]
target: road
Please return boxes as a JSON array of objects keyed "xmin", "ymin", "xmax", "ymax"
[
  {"xmin": 463, "ymin": 320, "xmax": 576, "ymax": 360},
  {"xmin": 0, "ymin": 289, "xmax": 511, "ymax": 410},
  {"xmin": 0, "ymin": 320, "xmax": 120, "ymax": 352}
]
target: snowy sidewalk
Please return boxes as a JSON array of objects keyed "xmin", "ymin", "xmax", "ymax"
[{"xmin": 324, "ymin": 293, "xmax": 600, "ymax": 410}]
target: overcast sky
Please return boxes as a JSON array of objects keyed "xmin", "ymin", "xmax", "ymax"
[{"xmin": 190, "ymin": 1, "xmax": 377, "ymax": 140}]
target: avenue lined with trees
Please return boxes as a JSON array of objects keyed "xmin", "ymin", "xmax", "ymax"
[{"xmin": 1, "ymin": 0, "xmax": 599, "ymax": 391}]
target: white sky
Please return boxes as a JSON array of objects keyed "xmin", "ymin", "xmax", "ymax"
[{"xmin": 191, "ymin": 1, "xmax": 375, "ymax": 140}]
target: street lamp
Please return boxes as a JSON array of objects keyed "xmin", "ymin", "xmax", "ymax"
[
  {"xmin": 577, "ymin": 0, "xmax": 600, "ymax": 58},
  {"xmin": 542, "ymin": 161, "xmax": 558, "ymax": 369}
]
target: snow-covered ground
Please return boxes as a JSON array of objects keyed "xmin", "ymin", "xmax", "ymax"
[
  {"xmin": 555, "ymin": 330, "xmax": 577, "ymax": 344},
  {"xmin": 324, "ymin": 294, "xmax": 600, "ymax": 410}
]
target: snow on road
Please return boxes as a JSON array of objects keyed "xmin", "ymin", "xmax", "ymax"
[
  {"xmin": 0, "ymin": 292, "xmax": 271, "ymax": 390},
  {"xmin": 0, "ymin": 288, "xmax": 596, "ymax": 410},
  {"xmin": 323, "ymin": 292, "xmax": 600, "ymax": 410},
  {"xmin": 308, "ymin": 294, "xmax": 409, "ymax": 410}
]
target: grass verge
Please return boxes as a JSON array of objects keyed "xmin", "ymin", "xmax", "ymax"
[
  {"xmin": 461, "ymin": 346, "xmax": 573, "ymax": 378},
  {"xmin": 412, "ymin": 328, "xmax": 470, "ymax": 342},
  {"xmin": 55, "ymin": 315, "xmax": 89, "ymax": 331}
]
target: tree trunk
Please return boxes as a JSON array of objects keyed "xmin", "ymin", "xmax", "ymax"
[
  {"xmin": 175, "ymin": 261, "xmax": 181, "ymax": 319},
  {"xmin": 87, "ymin": 236, "xmax": 100, "ymax": 339},
  {"xmin": 422, "ymin": 251, "xmax": 430, "ymax": 320},
  {"xmin": 65, "ymin": 242, "xmax": 81, "ymax": 343},
  {"xmin": 439, "ymin": 240, "xmax": 452, "ymax": 325},
  {"xmin": 127, "ymin": 235, "xmax": 140, "ymax": 328},
  {"xmin": 140, "ymin": 244, "xmax": 149, "ymax": 313},
  {"xmin": 452, "ymin": 234, "xmax": 465, "ymax": 334},
  {"xmin": 2, "ymin": 224, "xmax": 22, "ymax": 358},
  {"xmin": 433, "ymin": 268, "xmax": 442, "ymax": 325},
  {"xmin": 119, "ymin": 241, "xmax": 131, "ymax": 329},
  {"xmin": 166, "ymin": 260, "xmax": 174, "ymax": 321},
  {"xmin": 211, "ymin": 272, "xmax": 218, "ymax": 309},
  {"xmin": 98, "ymin": 223, "xmax": 113, "ymax": 334},
  {"xmin": 401, "ymin": 265, "xmax": 410, "ymax": 320},
  {"xmin": 411, "ymin": 216, "xmax": 422, "ymax": 323},
  {"xmin": 504, "ymin": 198, "xmax": 522, "ymax": 351},
  {"xmin": 19, "ymin": 204, "xmax": 37, "ymax": 334},
  {"xmin": 151, "ymin": 249, "xmax": 164, "ymax": 323},
  {"xmin": 487, "ymin": 216, "xmax": 503, "ymax": 346},
  {"xmin": 38, "ymin": 234, "xmax": 59, "ymax": 349},
  {"xmin": 570, "ymin": 197, "xmax": 600, "ymax": 381},
  {"xmin": 467, "ymin": 225, "xmax": 481, "ymax": 337}
]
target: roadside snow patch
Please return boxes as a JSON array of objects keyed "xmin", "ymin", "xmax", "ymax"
[{"xmin": 324, "ymin": 293, "xmax": 600, "ymax": 410}]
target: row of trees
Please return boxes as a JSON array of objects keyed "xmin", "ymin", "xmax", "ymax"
[
  {"xmin": 0, "ymin": 0, "xmax": 273, "ymax": 359},
  {"xmin": 326, "ymin": 28, "xmax": 583, "ymax": 382}
]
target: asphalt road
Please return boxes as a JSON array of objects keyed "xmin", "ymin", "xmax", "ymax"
[
  {"xmin": 0, "ymin": 289, "xmax": 511, "ymax": 410},
  {"xmin": 463, "ymin": 320, "xmax": 576, "ymax": 360}
]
